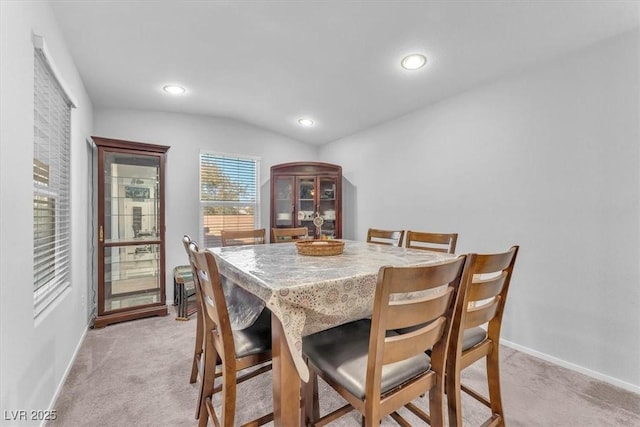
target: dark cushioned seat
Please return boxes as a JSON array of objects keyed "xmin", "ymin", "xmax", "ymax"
[
  {"xmin": 233, "ymin": 308, "xmax": 272, "ymax": 358},
  {"xmin": 462, "ymin": 327, "xmax": 487, "ymax": 351},
  {"xmin": 303, "ymin": 319, "xmax": 431, "ymax": 399}
]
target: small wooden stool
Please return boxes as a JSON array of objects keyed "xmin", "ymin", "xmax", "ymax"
[{"xmin": 173, "ymin": 265, "xmax": 197, "ymax": 320}]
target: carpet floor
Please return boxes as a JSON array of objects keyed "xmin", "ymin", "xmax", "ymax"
[{"xmin": 47, "ymin": 313, "xmax": 640, "ymax": 427}]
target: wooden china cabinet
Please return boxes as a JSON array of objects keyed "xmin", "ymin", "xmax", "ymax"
[
  {"xmin": 270, "ymin": 162, "xmax": 342, "ymax": 241},
  {"xmin": 93, "ymin": 136, "xmax": 169, "ymax": 328}
]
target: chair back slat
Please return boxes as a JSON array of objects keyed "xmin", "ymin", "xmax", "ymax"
[
  {"xmin": 221, "ymin": 228, "xmax": 266, "ymax": 247},
  {"xmin": 471, "ymin": 251, "xmax": 516, "ymax": 275},
  {"xmin": 464, "ymin": 297, "xmax": 501, "ymax": 329},
  {"xmin": 405, "ymin": 231, "xmax": 458, "ymax": 254},
  {"xmin": 386, "ymin": 287, "xmax": 453, "ymax": 330},
  {"xmin": 468, "ymin": 272, "xmax": 507, "ymax": 302},
  {"xmin": 383, "ymin": 260, "xmax": 461, "ymax": 294},
  {"xmin": 271, "ymin": 227, "xmax": 308, "ymax": 243},
  {"xmin": 367, "ymin": 228, "xmax": 405, "ymax": 247},
  {"xmin": 383, "ymin": 317, "xmax": 447, "ymax": 365}
]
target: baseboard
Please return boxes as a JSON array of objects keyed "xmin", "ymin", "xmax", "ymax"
[
  {"xmin": 40, "ymin": 325, "xmax": 89, "ymax": 427},
  {"xmin": 500, "ymin": 338, "xmax": 640, "ymax": 395}
]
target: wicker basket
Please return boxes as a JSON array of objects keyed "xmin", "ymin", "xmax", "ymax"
[{"xmin": 295, "ymin": 240, "xmax": 345, "ymax": 256}]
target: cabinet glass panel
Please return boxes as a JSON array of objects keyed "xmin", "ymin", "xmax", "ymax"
[
  {"xmin": 274, "ymin": 176, "xmax": 294, "ymax": 227},
  {"xmin": 297, "ymin": 177, "xmax": 316, "ymax": 227},
  {"xmin": 104, "ymin": 244, "xmax": 160, "ymax": 311},
  {"xmin": 318, "ymin": 177, "xmax": 338, "ymax": 238},
  {"xmin": 104, "ymin": 153, "xmax": 160, "ymax": 243}
]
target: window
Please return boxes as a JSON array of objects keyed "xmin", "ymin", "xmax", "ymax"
[
  {"xmin": 33, "ymin": 35, "xmax": 75, "ymax": 316},
  {"xmin": 199, "ymin": 152, "xmax": 260, "ymax": 247}
]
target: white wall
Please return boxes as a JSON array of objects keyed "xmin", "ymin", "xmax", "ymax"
[
  {"xmin": 93, "ymin": 109, "xmax": 318, "ymax": 302},
  {"xmin": 0, "ymin": 1, "xmax": 94, "ymax": 424},
  {"xmin": 320, "ymin": 29, "xmax": 640, "ymax": 390}
]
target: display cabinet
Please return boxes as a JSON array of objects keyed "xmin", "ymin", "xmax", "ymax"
[
  {"xmin": 93, "ymin": 136, "xmax": 169, "ymax": 328},
  {"xmin": 270, "ymin": 162, "xmax": 342, "ymax": 241}
]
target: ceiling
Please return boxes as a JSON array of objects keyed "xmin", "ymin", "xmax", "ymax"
[{"xmin": 50, "ymin": 1, "xmax": 639, "ymax": 145}]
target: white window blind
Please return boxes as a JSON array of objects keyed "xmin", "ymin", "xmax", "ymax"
[
  {"xmin": 199, "ymin": 152, "xmax": 260, "ymax": 247},
  {"xmin": 33, "ymin": 38, "xmax": 74, "ymax": 316}
]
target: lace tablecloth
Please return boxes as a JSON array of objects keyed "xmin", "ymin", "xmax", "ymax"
[{"xmin": 210, "ymin": 240, "xmax": 453, "ymax": 381}]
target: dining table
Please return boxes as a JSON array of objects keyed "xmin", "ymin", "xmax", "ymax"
[{"xmin": 210, "ymin": 239, "xmax": 454, "ymax": 426}]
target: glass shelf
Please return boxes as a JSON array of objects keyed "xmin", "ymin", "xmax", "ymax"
[{"xmin": 107, "ymin": 175, "xmax": 158, "ymax": 184}]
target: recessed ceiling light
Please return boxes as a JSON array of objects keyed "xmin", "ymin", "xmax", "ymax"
[
  {"xmin": 298, "ymin": 118, "xmax": 315, "ymax": 127},
  {"xmin": 162, "ymin": 85, "xmax": 186, "ymax": 95},
  {"xmin": 401, "ymin": 54, "xmax": 427, "ymax": 70}
]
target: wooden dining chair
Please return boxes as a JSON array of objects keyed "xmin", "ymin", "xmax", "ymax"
[
  {"xmin": 405, "ymin": 230, "xmax": 458, "ymax": 254},
  {"xmin": 189, "ymin": 244, "xmax": 274, "ymax": 427},
  {"xmin": 182, "ymin": 235, "xmax": 205, "ymax": 386},
  {"xmin": 271, "ymin": 226, "xmax": 308, "ymax": 243},
  {"xmin": 221, "ymin": 228, "xmax": 266, "ymax": 247},
  {"xmin": 184, "ymin": 235, "xmax": 226, "ymax": 420},
  {"xmin": 302, "ymin": 256, "xmax": 467, "ymax": 427},
  {"xmin": 366, "ymin": 228, "xmax": 405, "ymax": 247},
  {"xmin": 446, "ymin": 246, "xmax": 519, "ymax": 427}
]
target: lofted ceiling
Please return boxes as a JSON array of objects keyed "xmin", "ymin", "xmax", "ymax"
[{"xmin": 50, "ymin": 1, "xmax": 639, "ymax": 145}]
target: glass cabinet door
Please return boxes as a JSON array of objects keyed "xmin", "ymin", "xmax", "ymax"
[
  {"xmin": 318, "ymin": 177, "xmax": 338, "ymax": 239},
  {"xmin": 296, "ymin": 176, "xmax": 317, "ymax": 232},
  {"xmin": 102, "ymin": 153, "xmax": 161, "ymax": 311},
  {"xmin": 274, "ymin": 176, "xmax": 294, "ymax": 228}
]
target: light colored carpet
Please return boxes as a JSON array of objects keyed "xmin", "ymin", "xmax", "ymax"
[{"xmin": 47, "ymin": 313, "xmax": 640, "ymax": 427}]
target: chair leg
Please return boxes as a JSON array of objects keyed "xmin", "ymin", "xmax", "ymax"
[
  {"xmin": 429, "ymin": 374, "xmax": 446, "ymax": 427},
  {"xmin": 486, "ymin": 346, "xmax": 504, "ymax": 424},
  {"xmin": 198, "ymin": 400, "xmax": 210, "ymax": 427},
  {"xmin": 360, "ymin": 416, "xmax": 383, "ymax": 426},
  {"xmin": 197, "ymin": 337, "xmax": 217, "ymax": 425},
  {"xmin": 190, "ymin": 296, "xmax": 204, "ymax": 384},
  {"xmin": 220, "ymin": 362, "xmax": 237, "ymax": 427},
  {"xmin": 190, "ymin": 351, "xmax": 202, "ymax": 384},
  {"xmin": 196, "ymin": 372, "xmax": 216, "ymax": 427},
  {"xmin": 446, "ymin": 364, "xmax": 464, "ymax": 427},
  {"xmin": 362, "ymin": 403, "xmax": 380, "ymax": 427},
  {"xmin": 302, "ymin": 366, "xmax": 320, "ymax": 426}
]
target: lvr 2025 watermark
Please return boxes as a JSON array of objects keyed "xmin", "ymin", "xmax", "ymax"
[{"xmin": 3, "ymin": 410, "xmax": 57, "ymax": 421}]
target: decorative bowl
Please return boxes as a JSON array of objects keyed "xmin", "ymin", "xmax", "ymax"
[{"xmin": 295, "ymin": 240, "xmax": 345, "ymax": 256}]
